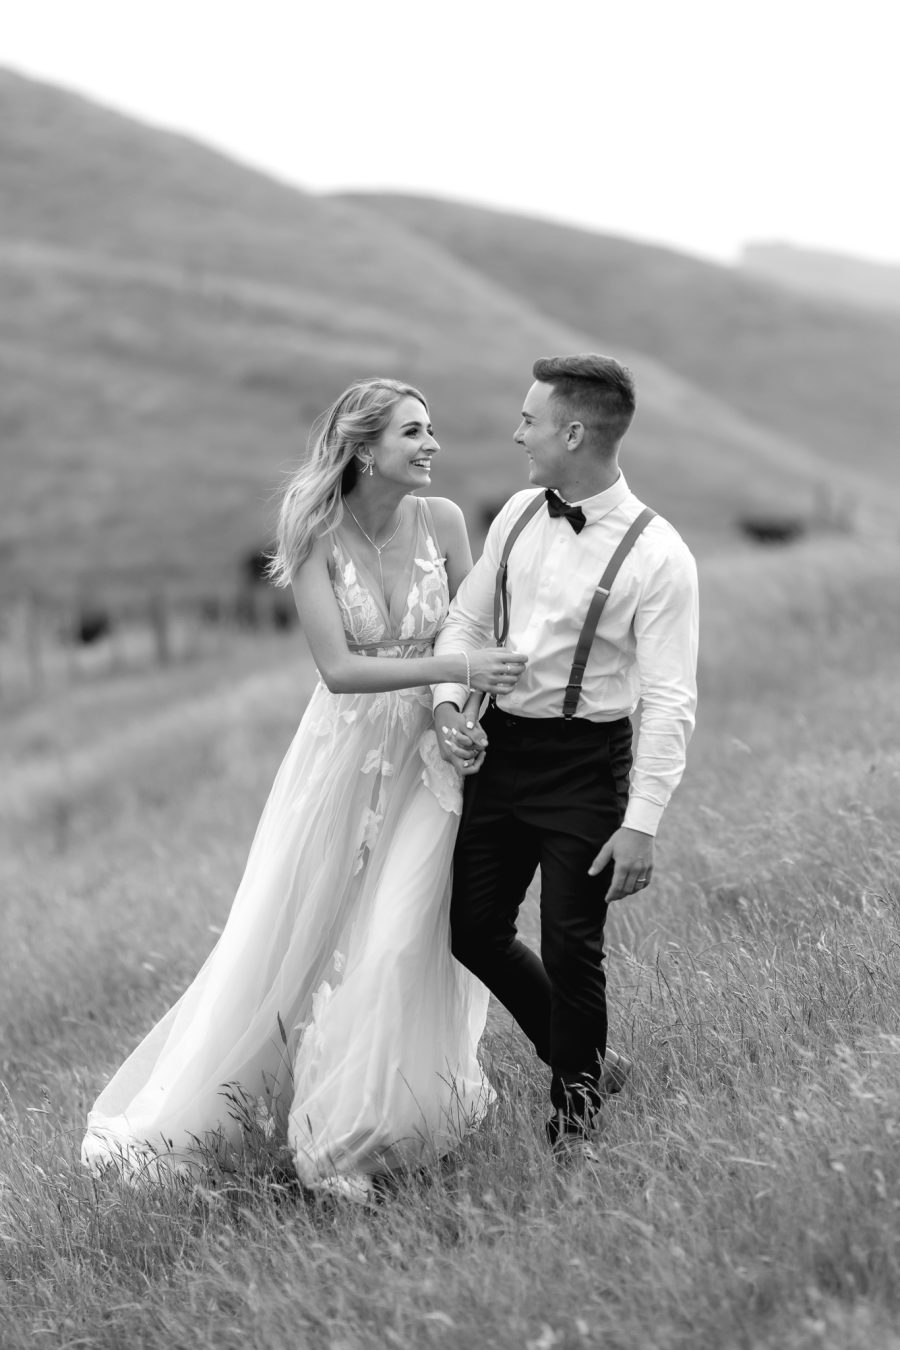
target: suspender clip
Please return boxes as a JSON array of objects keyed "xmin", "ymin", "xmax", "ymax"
[{"xmin": 562, "ymin": 687, "xmax": 581, "ymax": 721}]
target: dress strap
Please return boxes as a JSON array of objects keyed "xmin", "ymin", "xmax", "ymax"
[{"xmin": 417, "ymin": 495, "xmax": 438, "ymax": 545}]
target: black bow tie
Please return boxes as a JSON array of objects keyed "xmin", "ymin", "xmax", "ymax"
[{"xmin": 545, "ymin": 489, "xmax": 587, "ymax": 534}]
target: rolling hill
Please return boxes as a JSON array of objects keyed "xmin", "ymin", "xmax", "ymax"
[
  {"xmin": 742, "ymin": 242, "xmax": 900, "ymax": 314},
  {"xmin": 345, "ymin": 192, "xmax": 900, "ymax": 503},
  {"xmin": 2, "ymin": 69, "xmax": 898, "ymax": 605}
]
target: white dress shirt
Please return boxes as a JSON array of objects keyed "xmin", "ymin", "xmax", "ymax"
[{"xmin": 434, "ymin": 474, "xmax": 699, "ymax": 836}]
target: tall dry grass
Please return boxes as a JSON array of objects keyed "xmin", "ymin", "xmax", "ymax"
[{"xmin": 1, "ymin": 537, "xmax": 899, "ymax": 1349}]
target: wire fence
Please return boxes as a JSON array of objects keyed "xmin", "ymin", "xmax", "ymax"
[{"xmin": 0, "ymin": 587, "xmax": 297, "ymax": 704}]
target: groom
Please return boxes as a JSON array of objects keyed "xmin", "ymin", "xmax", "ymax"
[{"xmin": 433, "ymin": 353, "xmax": 699, "ymax": 1151}]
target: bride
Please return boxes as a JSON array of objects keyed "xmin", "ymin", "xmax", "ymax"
[{"xmin": 81, "ymin": 378, "xmax": 526, "ymax": 1199}]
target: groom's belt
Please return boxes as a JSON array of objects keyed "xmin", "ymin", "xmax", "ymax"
[{"xmin": 493, "ymin": 497, "xmax": 656, "ymax": 720}]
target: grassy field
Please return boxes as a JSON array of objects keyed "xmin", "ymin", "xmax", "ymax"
[{"xmin": 1, "ymin": 536, "xmax": 899, "ymax": 1348}]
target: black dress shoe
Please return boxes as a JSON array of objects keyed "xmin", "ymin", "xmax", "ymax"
[
  {"xmin": 552, "ymin": 1133, "xmax": 602, "ymax": 1166},
  {"xmin": 597, "ymin": 1049, "xmax": 633, "ymax": 1097},
  {"xmin": 545, "ymin": 1112, "xmax": 602, "ymax": 1165},
  {"xmin": 545, "ymin": 1107, "xmax": 598, "ymax": 1149}
]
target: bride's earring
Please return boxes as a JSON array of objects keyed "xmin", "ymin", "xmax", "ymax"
[{"xmin": 357, "ymin": 453, "xmax": 375, "ymax": 476}]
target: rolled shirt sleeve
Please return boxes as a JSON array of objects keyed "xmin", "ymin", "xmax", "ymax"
[{"xmin": 623, "ymin": 543, "xmax": 699, "ymax": 836}]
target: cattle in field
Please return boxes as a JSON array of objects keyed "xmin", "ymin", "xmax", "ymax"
[
  {"xmin": 736, "ymin": 515, "xmax": 807, "ymax": 546},
  {"xmin": 237, "ymin": 546, "xmax": 297, "ymax": 629},
  {"xmin": 74, "ymin": 605, "xmax": 113, "ymax": 645},
  {"xmin": 241, "ymin": 548, "xmax": 271, "ymax": 586}
]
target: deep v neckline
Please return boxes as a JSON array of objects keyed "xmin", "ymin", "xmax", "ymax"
[{"xmin": 336, "ymin": 497, "xmax": 422, "ymax": 637}]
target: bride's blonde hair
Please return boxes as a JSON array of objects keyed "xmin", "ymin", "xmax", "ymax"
[{"xmin": 267, "ymin": 377, "xmax": 428, "ymax": 586}]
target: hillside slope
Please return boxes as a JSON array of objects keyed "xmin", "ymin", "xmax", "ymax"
[
  {"xmin": 346, "ymin": 193, "xmax": 900, "ymax": 496},
  {"xmin": 1, "ymin": 71, "xmax": 889, "ymax": 601},
  {"xmin": 742, "ymin": 242, "xmax": 900, "ymax": 314}
]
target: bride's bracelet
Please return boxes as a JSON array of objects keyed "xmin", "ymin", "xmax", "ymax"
[{"xmin": 457, "ymin": 651, "xmax": 471, "ymax": 692}]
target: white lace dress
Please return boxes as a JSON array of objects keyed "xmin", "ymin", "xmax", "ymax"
[{"xmin": 81, "ymin": 497, "xmax": 493, "ymax": 1185}]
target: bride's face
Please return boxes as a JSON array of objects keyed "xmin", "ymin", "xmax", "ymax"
[{"xmin": 370, "ymin": 397, "xmax": 440, "ymax": 488}]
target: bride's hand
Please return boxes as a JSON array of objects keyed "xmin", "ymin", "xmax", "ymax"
[
  {"xmin": 467, "ymin": 649, "xmax": 527, "ymax": 694},
  {"xmin": 435, "ymin": 703, "xmax": 487, "ymax": 775}
]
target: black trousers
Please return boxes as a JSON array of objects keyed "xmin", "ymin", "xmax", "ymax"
[{"xmin": 450, "ymin": 704, "xmax": 633, "ymax": 1120}]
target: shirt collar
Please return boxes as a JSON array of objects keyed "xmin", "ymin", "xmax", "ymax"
[{"xmin": 567, "ymin": 472, "xmax": 632, "ymax": 523}]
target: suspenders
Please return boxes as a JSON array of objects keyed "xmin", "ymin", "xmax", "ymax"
[
  {"xmin": 493, "ymin": 495, "xmax": 545, "ymax": 645},
  {"xmin": 493, "ymin": 494, "xmax": 657, "ymax": 720},
  {"xmin": 560, "ymin": 506, "xmax": 657, "ymax": 718}
]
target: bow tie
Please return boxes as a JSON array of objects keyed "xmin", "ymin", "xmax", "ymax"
[{"xmin": 545, "ymin": 489, "xmax": 587, "ymax": 534}]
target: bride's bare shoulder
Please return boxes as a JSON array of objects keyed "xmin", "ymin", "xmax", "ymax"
[{"xmin": 422, "ymin": 496, "xmax": 466, "ymax": 531}]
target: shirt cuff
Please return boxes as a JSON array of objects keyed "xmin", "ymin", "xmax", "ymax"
[
  {"xmin": 433, "ymin": 683, "xmax": 467, "ymax": 714},
  {"xmin": 622, "ymin": 796, "xmax": 663, "ymax": 837}
]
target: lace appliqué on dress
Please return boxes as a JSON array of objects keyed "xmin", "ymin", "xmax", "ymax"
[
  {"xmin": 400, "ymin": 534, "xmax": 449, "ymax": 640},
  {"xmin": 332, "ymin": 550, "xmax": 385, "ymax": 646},
  {"xmin": 418, "ymin": 729, "xmax": 463, "ymax": 816}
]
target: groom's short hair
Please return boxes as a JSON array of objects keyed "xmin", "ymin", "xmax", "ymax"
[{"xmin": 533, "ymin": 354, "xmax": 636, "ymax": 449}]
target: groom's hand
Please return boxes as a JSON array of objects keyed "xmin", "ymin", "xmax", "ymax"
[
  {"xmin": 588, "ymin": 826, "xmax": 655, "ymax": 902},
  {"xmin": 434, "ymin": 702, "xmax": 487, "ymax": 776}
]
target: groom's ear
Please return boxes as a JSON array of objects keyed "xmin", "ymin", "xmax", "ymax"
[{"xmin": 565, "ymin": 421, "xmax": 586, "ymax": 451}]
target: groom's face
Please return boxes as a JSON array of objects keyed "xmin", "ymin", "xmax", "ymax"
[{"xmin": 514, "ymin": 381, "xmax": 569, "ymax": 488}]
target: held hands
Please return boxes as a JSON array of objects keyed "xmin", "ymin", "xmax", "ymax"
[
  {"xmin": 588, "ymin": 826, "xmax": 655, "ymax": 902},
  {"xmin": 466, "ymin": 648, "xmax": 527, "ymax": 695},
  {"xmin": 434, "ymin": 701, "xmax": 488, "ymax": 777},
  {"xmin": 436, "ymin": 651, "xmax": 524, "ymax": 776}
]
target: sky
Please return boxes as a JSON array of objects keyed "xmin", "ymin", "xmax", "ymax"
[{"xmin": 2, "ymin": 0, "xmax": 899, "ymax": 266}]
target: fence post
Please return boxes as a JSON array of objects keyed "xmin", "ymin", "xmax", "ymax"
[
  {"xmin": 24, "ymin": 591, "xmax": 45, "ymax": 695},
  {"xmin": 149, "ymin": 593, "xmax": 172, "ymax": 666}
]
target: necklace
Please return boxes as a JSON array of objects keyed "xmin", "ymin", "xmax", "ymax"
[{"xmin": 344, "ymin": 500, "xmax": 404, "ymax": 602}]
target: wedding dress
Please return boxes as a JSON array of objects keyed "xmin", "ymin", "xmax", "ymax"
[{"xmin": 81, "ymin": 497, "xmax": 493, "ymax": 1188}]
